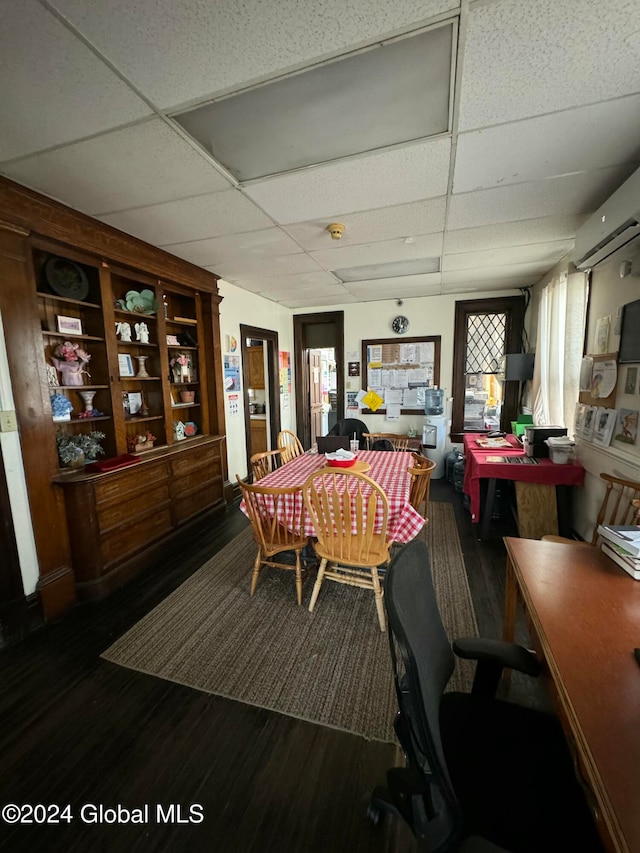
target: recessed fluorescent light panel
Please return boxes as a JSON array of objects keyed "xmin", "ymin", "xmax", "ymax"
[
  {"xmin": 174, "ymin": 23, "xmax": 454, "ymax": 181},
  {"xmin": 334, "ymin": 258, "xmax": 441, "ymax": 282}
]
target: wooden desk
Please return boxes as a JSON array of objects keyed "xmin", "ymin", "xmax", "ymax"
[
  {"xmin": 503, "ymin": 537, "xmax": 640, "ymax": 853},
  {"xmin": 463, "ymin": 434, "xmax": 584, "ymax": 539}
]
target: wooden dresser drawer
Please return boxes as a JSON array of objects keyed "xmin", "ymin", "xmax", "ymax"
[
  {"xmin": 172, "ymin": 460, "xmax": 222, "ymax": 498},
  {"xmin": 100, "ymin": 507, "xmax": 173, "ymax": 568},
  {"xmin": 97, "ymin": 482, "xmax": 171, "ymax": 530},
  {"xmin": 171, "ymin": 442, "xmax": 220, "ymax": 477},
  {"xmin": 94, "ymin": 461, "xmax": 168, "ymax": 506},
  {"xmin": 174, "ymin": 481, "xmax": 223, "ymax": 524}
]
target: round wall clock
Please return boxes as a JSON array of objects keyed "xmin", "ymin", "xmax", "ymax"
[{"xmin": 392, "ymin": 315, "xmax": 409, "ymax": 334}]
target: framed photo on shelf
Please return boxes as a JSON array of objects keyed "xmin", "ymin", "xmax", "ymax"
[
  {"xmin": 118, "ymin": 353, "xmax": 134, "ymax": 377},
  {"xmin": 56, "ymin": 315, "xmax": 83, "ymax": 336},
  {"xmin": 127, "ymin": 391, "xmax": 143, "ymax": 415}
]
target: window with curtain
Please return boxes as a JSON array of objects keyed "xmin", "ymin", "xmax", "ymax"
[
  {"xmin": 451, "ymin": 296, "xmax": 526, "ymax": 440},
  {"xmin": 532, "ymin": 272, "xmax": 587, "ymax": 433}
]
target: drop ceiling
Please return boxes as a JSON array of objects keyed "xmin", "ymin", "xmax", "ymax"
[{"xmin": 1, "ymin": 0, "xmax": 639, "ymax": 309}]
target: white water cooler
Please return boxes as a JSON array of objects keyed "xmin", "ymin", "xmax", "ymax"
[
  {"xmin": 422, "ymin": 389, "xmax": 448, "ymax": 479},
  {"xmin": 423, "ymin": 416, "xmax": 447, "ymax": 479}
]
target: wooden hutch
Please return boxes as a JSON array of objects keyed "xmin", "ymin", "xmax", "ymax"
[{"xmin": 0, "ymin": 177, "xmax": 228, "ymax": 619}]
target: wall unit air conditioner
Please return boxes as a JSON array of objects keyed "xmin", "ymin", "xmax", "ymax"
[{"xmin": 573, "ymin": 166, "xmax": 640, "ymax": 270}]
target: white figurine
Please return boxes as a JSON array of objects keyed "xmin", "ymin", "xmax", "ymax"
[
  {"xmin": 135, "ymin": 321, "xmax": 150, "ymax": 344},
  {"xmin": 115, "ymin": 321, "xmax": 132, "ymax": 342}
]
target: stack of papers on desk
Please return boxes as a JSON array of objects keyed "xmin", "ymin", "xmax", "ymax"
[{"xmin": 598, "ymin": 525, "xmax": 640, "ymax": 579}]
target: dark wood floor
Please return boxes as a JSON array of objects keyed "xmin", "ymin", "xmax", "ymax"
[{"xmin": 0, "ymin": 480, "xmax": 532, "ymax": 852}]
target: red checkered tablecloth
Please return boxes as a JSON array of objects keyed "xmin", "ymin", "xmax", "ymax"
[{"xmin": 240, "ymin": 450, "xmax": 425, "ymax": 543}]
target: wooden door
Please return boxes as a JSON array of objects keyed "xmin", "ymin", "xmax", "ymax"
[{"xmin": 309, "ymin": 349, "xmax": 323, "ymax": 443}]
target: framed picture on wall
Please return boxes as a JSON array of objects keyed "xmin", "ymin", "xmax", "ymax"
[
  {"xmin": 624, "ymin": 366, "xmax": 638, "ymax": 395},
  {"xmin": 595, "ymin": 316, "xmax": 611, "ymax": 354},
  {"xmin": 592, "ymin": 407, "xmax": 617, "ymax": 447}
]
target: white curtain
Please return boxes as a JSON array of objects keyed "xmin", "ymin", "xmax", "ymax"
[{"xmin": 532, "ymin": 271, "xmax": 587, "ymax": 433}]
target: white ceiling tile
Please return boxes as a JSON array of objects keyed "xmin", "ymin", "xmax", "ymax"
[
  {"xmin": 244, "ymin": 138, "xmax": 452, "ymax": 224},
  {"xmin": 261, "ymin": 284, "xmax": 350, "ymax": 302},
  {"xmin": 161, "ymin": 228, "xmax": 302, "ymax": 267},
  {"xmin": 344, "ymin": 273, "xmax": 442, "ymax": 300},
  {"xmin": 310, "ymin": 233, "xmax": 444, "ymax": 270},
  {"xmin": 443, "ymin": 241, "xmax": 573, "ymax": 271},
  {"xmin": 96, "ymin": 189, "xmax": 273, "ymax": 244},
  {"xmin": 285, "ymin": 293, "xmax": 360, "ymax": 308},
  {"xmin": 211, "ymin": 253, "xmax": 324, "ymax": 281},
  {"xmin": 454, "ymin": 95, "xmax": 640, "ymax": 193},
  {"xmin": 284, "ymin": 198, "xmax": 447, "ymax": 251},
  {"xmin": 227, "ymin": 271, "xmax": 338, "ymax": 293},
  {"xmin": 459, "ymin": 0, "xmax": 640, "ymax": 130},
  {"xmin": 447, "ymin": 165, "xmax": 635, "ymax": 230},
  {"xmin": 444, "ymin": 215, "xmax": 588, "ymax": 253},
  {"xmin": 0, "ymin": 0, "xmax": 151, "ymax": 161},
  {"xmin": 441, "ymin": 277, "xmax": 540, "ymax": 295},
  {"xmin": 442, "ymin": 264, "xmax": 549, "ymax": 284},
  {"xmin": 1, "ymin": 119, "xmax": 232, "ymax": 214},
  {"xmin": 50, "ymin": 0, "xmax": 458, "ymax": 109}
]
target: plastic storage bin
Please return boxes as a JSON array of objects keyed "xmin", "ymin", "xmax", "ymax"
[{"xmin": 545, "ymin": 436, "xmax": 575, "ymax": 464}]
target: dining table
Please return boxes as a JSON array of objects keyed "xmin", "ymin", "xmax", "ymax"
[{"xmin": 240, "ymin": 449, "xmax": 425, "ymax": 543}]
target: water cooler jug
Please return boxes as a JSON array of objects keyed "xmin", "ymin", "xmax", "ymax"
[{"xmin": 423, "ymin": 388, "xmax": 447, "ymax": 478}]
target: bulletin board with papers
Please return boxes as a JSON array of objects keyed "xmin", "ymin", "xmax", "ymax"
[{"xmin": 360, "ymin": 336, "xmax": 441, "ymax": 416}]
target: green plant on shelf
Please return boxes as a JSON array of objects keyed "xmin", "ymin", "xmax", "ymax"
[{"xmin": 56, "ymin": 430, "xmax": 105, "ymax": 466}]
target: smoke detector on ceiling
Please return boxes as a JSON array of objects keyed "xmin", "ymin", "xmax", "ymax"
[{"xmin": 327, "ymin": 222, "xmax": 345, "ymax": 240}]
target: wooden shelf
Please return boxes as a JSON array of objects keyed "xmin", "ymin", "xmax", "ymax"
[
  {"xmin": 125, "ymin": 414, "xmax": 164, "ymax": 423},
  {"xmin": 54, "ymin": 415, "xmax": 112, "ymax": 425},
  {"xmin": 36, "ymin": 292, "xmax": 101, "ymax": 310},
  {"xmin": 42, "ymin": 331, "xmax": 105, "ymax": 342},
  {"xmin": 114, "ymin": 308, "xmax": 158, "ymax": 321}
]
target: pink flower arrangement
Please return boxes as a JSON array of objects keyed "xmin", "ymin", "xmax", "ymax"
[
  {"xmin": 170, "ymin": 354, "xmax": 190, "ymax": 368},
  {"xmin": 53, "ymin": 340, "xmax": 91, "ymax": 364}
]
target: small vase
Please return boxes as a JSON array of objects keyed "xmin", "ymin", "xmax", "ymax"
[
  {"xmin": 79, "ymin": 390, "xmax": 96, "ymax": 412},
  {"xmin": 54, "ymin": 360, "xmax": 86, "ymax": 386},
  {"xmin": 179, "ymin": 390, "xmax": 195, "ymax": 404},
  {"xmin": 136, "ymin": 355, "xmax": 149, "ymax": 378},
  {"xmin": 66, "ymin": 448, "xmax": 85, "ymax": 469}
]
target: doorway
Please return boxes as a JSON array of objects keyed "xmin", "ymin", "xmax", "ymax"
[
  {"xmin": 293, "ymin": 312, "xmax": 344, "ymax": 449},
  {"xmin": 240, "ymin": 325, "xmax": 281, "ymax": 476}
]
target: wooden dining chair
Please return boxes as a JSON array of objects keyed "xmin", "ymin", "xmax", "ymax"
[
  {"xmin": 542, "ymin": 472, "xmax": 640, "ymax": 545},
  {"xmin": 363, "ymin": 432, "xmax": 411, "ymax": 452},
  {"xmin": 237, "ymin": 475, "xmax": 309, "ymax": 605},
  {"xmin": 277, "ymin": 429, "xmax": 304, "ymax": 463},
  {"xmin": 408, "ymin": 455, "xmax": 436, "ymax": 520},
  {"xmin": 250, "ymin": 448, "xmax": 283, "ymax": 481},
  {"xmin": 302, "ymin": 468, "xmax": 391, "ymax": 631}
]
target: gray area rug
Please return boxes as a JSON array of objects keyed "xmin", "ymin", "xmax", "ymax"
[{"xmin": 102, "ymin": 502, "xmax": 478, "ymax": 743}]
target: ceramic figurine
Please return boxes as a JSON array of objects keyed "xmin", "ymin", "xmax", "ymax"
[
  {"xmin": 115, "ymin": 321, "xmax": 132, "ymax": 342},
  {"xmin": 135, "ymin": 321, "xmax": 150, "ymax": 344}
]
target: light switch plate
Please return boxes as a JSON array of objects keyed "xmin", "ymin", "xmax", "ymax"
[{"xmin": 0, "ymin": 410, "xmax": 18, "ymax": 432}]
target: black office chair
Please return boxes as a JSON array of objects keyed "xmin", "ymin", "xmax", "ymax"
[
  {"xmin": 368, "ymin": 538, "xmax": 603, "ymax": 853},
  {"xmin": 326, "ymin": 418, "xmax": 368, "ymax": 445}
]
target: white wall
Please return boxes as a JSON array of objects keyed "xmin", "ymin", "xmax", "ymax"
[
  {"xmin": 218, "ymin": 280, "xmax": 295, "ymax": 480},
  {"xmin": 293, "ymin": 288, "xmax": 520, "ymax": 449},
  {"xmin": 530, "ymin": 241, "xmax": 640, "ymax": 539},
  {"xmin": 0, "ymin": 311, "xmax": 39, "ymax": 596}
]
